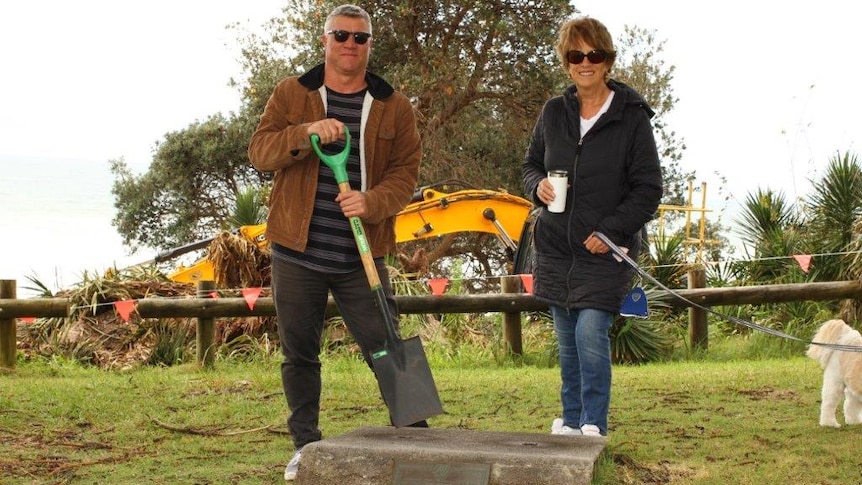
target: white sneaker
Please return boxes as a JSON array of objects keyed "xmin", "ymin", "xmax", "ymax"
[
  {"xmin": 551, "ymin": 418, "xmax": 582, "ymax": 435},
  {"xmin": 284, "ymin": 449, "xmax": 302, "ymax": 481},
  {"xmin": 580, "ymin": 424, "xmax": 602, "ymax": 436},
  {"xmin": 551, "ymin": 418, "xmax": 564, "ymax": 434}
]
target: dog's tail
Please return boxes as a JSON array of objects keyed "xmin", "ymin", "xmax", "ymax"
[{"xmin": 805, "ymin": 319, "xmax": 850, "ymax": 368}]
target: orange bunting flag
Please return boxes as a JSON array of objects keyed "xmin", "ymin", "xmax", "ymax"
[
  {"xmin": 428, "ymin": 278, "xmax": 449, "ymax": 296},
  {"xmin": 20, "ymin": 317, "xmax": 36, "ymax": 323},
  {"xmin": 209, "ymin": 291, "xmax": 220, "ymax": 299},
  {"xmin": 519, "ymin": 274, "xmax": 534, "ymax": 294},
  {"xmin": 793, "ymin": 254, "xmax": 812, "ymax": 273},
  {"xmin": 114, "ymin": 299, "xmax": 137, "ymax": 322},
  {"xmin": 242, "ymin": 287, "xmax": 262, "ymax": 310}
]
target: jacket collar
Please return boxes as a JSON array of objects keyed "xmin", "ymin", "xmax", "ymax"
[
  {"xmin": 299, "ymin": 63, "xmax": 394, "ymax": 100},
  {"xmin": 564, "ymin": 79, "xmax": 655, "ymax": 119}
]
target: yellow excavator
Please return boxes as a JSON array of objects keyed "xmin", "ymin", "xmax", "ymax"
[{"xmin": 163, "ymin": 181, "xmax": 536, "ymax": 284}]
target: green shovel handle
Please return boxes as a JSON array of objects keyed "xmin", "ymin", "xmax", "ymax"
[{"xmin": 310, "ymin": 127, "xmax": 352, "ymax": 184}]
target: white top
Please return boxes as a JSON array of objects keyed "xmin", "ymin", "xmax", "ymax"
[{"xmin": 580, "ymin": 91, "xmax": 615, "ymax": 138}]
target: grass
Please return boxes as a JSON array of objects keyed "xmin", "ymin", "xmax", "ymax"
[{"xmin": 1, "ymin": 347, "xmax": 859, "ymax": 484}]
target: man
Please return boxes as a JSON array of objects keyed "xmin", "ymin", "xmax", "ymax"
[{"xmin": 247, "ymin": 4, "xmax": 423, "ymax": 481}]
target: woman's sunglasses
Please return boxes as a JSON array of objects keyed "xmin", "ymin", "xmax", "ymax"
[
  {"xmin": 327, "ymin": 30, "xmax": 372, "ymax": 45},
  {"xmin": 566, "ymin": 49, "xmax": 611, "ymax": 65}
]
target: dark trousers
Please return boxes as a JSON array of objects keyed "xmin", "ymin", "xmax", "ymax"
[{"xmin": 271, "ymin": 256, "xmax": 400, "ymax": 449}]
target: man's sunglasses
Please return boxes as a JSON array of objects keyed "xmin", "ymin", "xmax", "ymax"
[
  {"xmin": 327, "ymin": 30, "xmax": 372, "ymax": 44},
  {"xmin": 566, "ymin": 49, "xmax": 611, "ymax": 65}
]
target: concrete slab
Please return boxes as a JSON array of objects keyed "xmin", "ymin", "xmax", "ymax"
[{"xmin": 296, "ymin": 426, "xmax": 606, "ymax": 485}]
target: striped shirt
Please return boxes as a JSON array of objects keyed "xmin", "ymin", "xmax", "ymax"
[{"xmin": 271, "ymin": 88, "xmax": 366, "ymax": 273}]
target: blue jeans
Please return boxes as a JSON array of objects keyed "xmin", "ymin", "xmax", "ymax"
[{"xmin": 550, "ymin": 306, "xmax": 613, "ymax": 435}]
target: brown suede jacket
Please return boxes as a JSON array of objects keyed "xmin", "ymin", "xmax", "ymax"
[{"xmin": 248, "ymin": 64, "xmax": 422, "ymax": 258}]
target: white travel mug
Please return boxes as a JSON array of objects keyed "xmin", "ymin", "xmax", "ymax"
[{"xmin": 547, "ymin": 170, "xmax": 568, "ymax": 213}]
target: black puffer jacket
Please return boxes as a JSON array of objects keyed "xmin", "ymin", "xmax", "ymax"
[{"xmin": 522, "ymin": 80, "xmax": 663, "ymax": 312}]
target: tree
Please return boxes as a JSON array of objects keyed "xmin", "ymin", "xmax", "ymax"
[
  {"xmin": 733, "ymin": 152, "xmax": 862, "ymax": 286},
  {"xmin": 231, "ymin": 0, "xmax": 687, "ymax": 197},
  {"xmin": 111, "ymin": 113, "xmax": 265, "ymax": 251},
  {"xmin": 728, "ymin": 152, "xmax": 862, "ymax": 327},
  {"xmin": 113, "ymin": 0, "xmax": 688, "ymax": 265}
]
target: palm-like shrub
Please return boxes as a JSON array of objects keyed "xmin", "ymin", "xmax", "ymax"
[
  {"xmin": 649, "ymin": 232, "xmax": 689, "ymax": 288},
  {"xmin": 735, "ymin": 189, "xmax": 804, "ymax": 283},
  {"xmin": 804, "ymin": 152, "xmax": 862, "ymax": 322},
  {"xmin": 729, "ymin": 152, "xmax": 862, "ymax": 341},
  {"xmin": 803, "ymin": 151, "xmax": 862, "ymax": 283},
  {"xmin": 846, "ymin": 216, "xmax": 862, "ymax": 321},
  {"xmin": 230, "ymin": 186, "xmax": 268, "ymax": 227}
]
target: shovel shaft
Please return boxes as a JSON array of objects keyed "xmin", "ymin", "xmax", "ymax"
[
  {"xmin": 335, "ymin": 181, "xmax": 401, "ymax": 346},
  {"xmin": 336, "ymin": 180, "xmax": 382, "ymax": 289},
  {"xmin": 312, "ymin": 131, "xmax": 400, "ymax": 346}
]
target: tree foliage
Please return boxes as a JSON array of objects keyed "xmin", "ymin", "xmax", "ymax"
[
  {"xmin": 233, "ymin": 0, "xmax": 572, "ymax": 193},
  {"xmin": 111, "ymin": 113, "xmax": 266, "ymax": 251},
  {"xmin": 730, "ymin": 151, "xmax": 862, "ymax": 323}
]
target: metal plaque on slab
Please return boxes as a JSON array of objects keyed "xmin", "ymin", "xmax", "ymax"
[{"xmin": 392, "ymin": 462, "xmax": 491, "ymax": 485}]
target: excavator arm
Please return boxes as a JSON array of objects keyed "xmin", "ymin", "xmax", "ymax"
[
  {"xmin": 395, "ymin": 185, "xmax": 532, "ymax": 251},
  {"xmin": 167, "ymin": 181, "xmax": 534, "ymax": 284}
]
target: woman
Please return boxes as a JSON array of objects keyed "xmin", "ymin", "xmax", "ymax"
[{"xmin": 522, "ymin": 16, "xmax": 663, "ymax": 437}]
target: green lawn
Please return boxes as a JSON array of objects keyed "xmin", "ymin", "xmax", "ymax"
[{"xmin": 1, "ymin": 354, "xmax": 858, "ymax": 484}]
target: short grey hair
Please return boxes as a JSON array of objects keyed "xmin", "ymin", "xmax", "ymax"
[{"xmin": 324, "ymin": 4, "xmax": 373, "ymax": 34}]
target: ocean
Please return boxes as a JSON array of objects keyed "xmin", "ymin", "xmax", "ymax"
[{"xmin": 0, "ymin": 156, "xmax": 150, "ymax": 298}]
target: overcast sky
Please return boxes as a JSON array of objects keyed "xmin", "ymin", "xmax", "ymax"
[{"xmin": 0, "ymin": 0, "xmax": 284, "ymax": 169}]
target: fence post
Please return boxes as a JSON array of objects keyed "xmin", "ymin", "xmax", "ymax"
[
  {"xmin": 501, "ymin": 275, "xmax": 523, "ymax": 356},
  {"xmin": 196, "ymin": 281, "xmax": 217, "ymax": 368},
  {"xmin": 1, "ymin": 280, "xmax": 17, "ymax": 371},
  {"xmin": 688, "ymin": 268, "xmax": 708, "ymax": 351}
]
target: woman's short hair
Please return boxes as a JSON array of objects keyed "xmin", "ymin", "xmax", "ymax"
[{"xmin": 556, "ymin": 17, "xmax": 616, "ymax": 70}]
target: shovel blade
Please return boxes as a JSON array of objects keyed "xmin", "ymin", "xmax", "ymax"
[{"xmin": 372, "ymin": 336, "xmax": 444, "ymax": 427}]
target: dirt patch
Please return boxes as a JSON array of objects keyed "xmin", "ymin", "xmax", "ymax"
[
  {"xmin": 612, "ymin": 452, "xmax": 706, "ymax": 484},
  {"xmin": 736, "ymin": 386, "xmax": 799, "ymax": 401},
  {"xmin": 0, "ymin": 419, "xmax": 147, "ymax": 482}
]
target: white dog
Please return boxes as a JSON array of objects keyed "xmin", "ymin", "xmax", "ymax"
[{"xmin": 805, "ymin": 319, "xmax": 862, "ymax": 427}]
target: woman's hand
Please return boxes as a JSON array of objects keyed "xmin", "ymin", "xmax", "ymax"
[
  {"xmin": 583, "ymin": 232, "xmax": 609, "ymax": 255},
  {"xmin": 537, "ymin": 178, "xmax": 557, "ymax": 205}
]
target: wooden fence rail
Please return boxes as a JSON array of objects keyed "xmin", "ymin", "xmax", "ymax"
[{"xmin": 2, "ymin": 277, "xmax": 861, "ymax": 370}]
